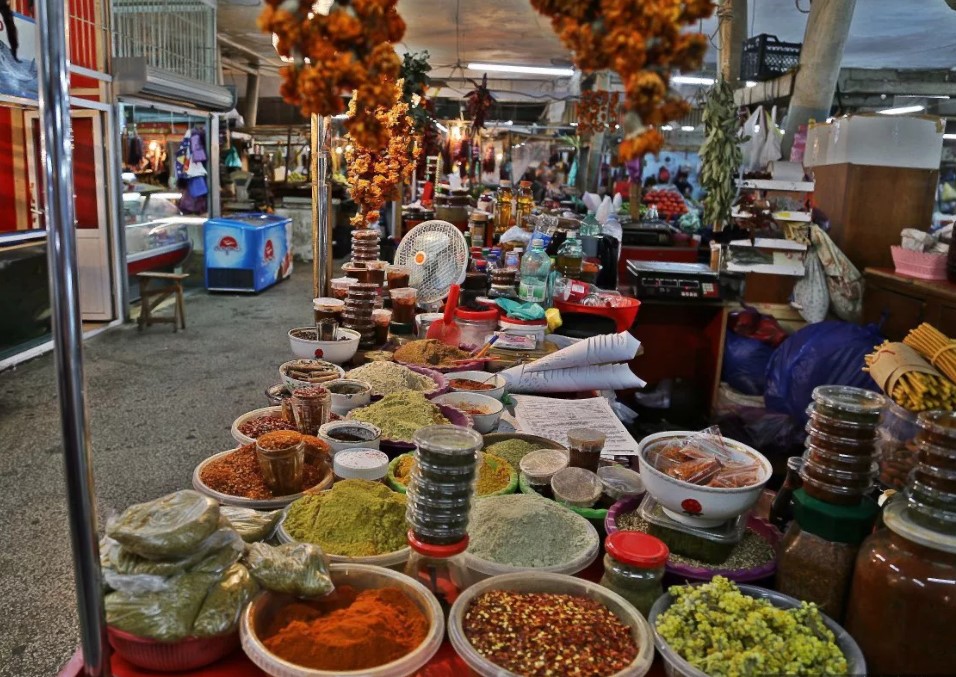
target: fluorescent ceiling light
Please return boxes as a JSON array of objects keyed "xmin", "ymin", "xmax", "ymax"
[
  {"xmin": 672, "ymin": 75, "xmax": 714, "ymax": 86},
  {"xmin": 467, "ymin": 62, "xmax": 574, "ymax": 77},
  {"xmin": 898, "ymin": 94, "xmax": 950, "ymax": 99},
  {"xmin": 569, "ymin": 122, "xmax": 578, "ymax": 127},
  {"xmin": 661, "ymin": 124, "xmax": 674, "ymax": 131},
  {"xmin": 332, "ymin": 113, "xmax": 349, "ymax": 120},
  {"xmin": 435, "ymin": 122, "xmax": 449, "ymax": 133},
  {"xmin": 746, "ymin": 81, "xmax": 757, "ymax": 88},
  {"xmin": 944, "ymin": 134, "xmax": 956, "ymax": 140},
  {"xmin": 878, "ymin": 105, "xmax": 925, "ymax": 115},
  {"xmin": 681, "ymin": 125, "xmax": 695, "ymax": 132}
]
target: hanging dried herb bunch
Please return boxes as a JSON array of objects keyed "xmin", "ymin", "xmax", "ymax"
[
  {"xmin": 700, "ymin": 80, "xmax": 742, "ymax": 230},
  {"xmin": 530, "ymin": 0, "xmax": 713, "ymax": 160},
  {"xmin": 259, "ymin": 0, "xmax": 406, "ymax": 150},
  {"xmin": 346, "ymin": 81, "xmax": 421, "ymax": 227},
  {"xmin": 464, "ymin": 74, "xmax": 495, "ymax": 134}
]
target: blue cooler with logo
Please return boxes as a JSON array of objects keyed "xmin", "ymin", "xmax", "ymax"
[{"xmin": 203, "ymin": 213, "xmax": 293, "ymax": 292}]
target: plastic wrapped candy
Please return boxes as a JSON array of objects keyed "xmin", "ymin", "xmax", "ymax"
[
  {"xmin": 221, "ymin": 506, "xmax": 283, "ymax": 543},
  {"xmin": 647, "ymin": 427, "xmax": 763, "ymax": 489},
  {"xmin": 244, "ymin": 542, "xmax": 334, "ymax": 598},
  {"xmin": 104, "ymin": 572, "xmax": 218, "ymax": 642},
  {"xmin": 107, "ymin": 490, "xmax": 220, "ymax": 559},
  {"xmin": 192, "ymin": 564, "xmax": 259, "ymax": 637}
]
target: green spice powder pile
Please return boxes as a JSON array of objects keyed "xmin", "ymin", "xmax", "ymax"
[
  {"xmin": 283, "ymin": 479, "xmax": 407, "ymax": 557},
  {"xmin": 348, "ymin": 390, "xmax": 449, "ymax": 442},
  {"xmin": 468, "ymin": 494, "xmax": 594, "ymax": 567},
  {"xmin": 484, "ymin": 439, "xmax": 543, "ymax": 471}
]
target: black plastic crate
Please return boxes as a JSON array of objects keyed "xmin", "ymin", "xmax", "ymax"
[{"xmin": 740, "ymin": 34, "xmax": 802, "ymax": 82}]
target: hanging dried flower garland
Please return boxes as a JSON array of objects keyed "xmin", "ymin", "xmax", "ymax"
[
  {"xmin": 259, "ymin": 0, "xmax": 406, "ymax": 150},
  {"xmin": 530, "ymin": 0, "xmax": 713, "ymax": 160},
  {"xmin": 345, "ymin": 81, "xmax": 421, "ymax": 227},
  {"xmin": 576, "ymin": 89, "xmax": 621, "ymax": 136},
  {"xmin": 464, "ymin": 74, "xmax": 495, "ymax": 135}
]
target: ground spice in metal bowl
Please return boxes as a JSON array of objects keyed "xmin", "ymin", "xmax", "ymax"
[
  {"xmin": 394, "ymin": 339, "xmax": 472, "ymax": 367},
  {"xmin": 463, "ymin": 590, "xmax": 638, "ymax": 677},
  {"xmin": 199, "ymin": 443, "xmax": 330, "ymax": 500}
]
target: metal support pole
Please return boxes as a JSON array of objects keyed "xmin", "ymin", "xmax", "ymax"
[
  {"xmin": 311, "ymin": 115, "xmax": 331, "ymax": 298},
  {"xmin": 717, "ymin": 0, "xmax": 747, "ymax": 86},
  {"xmin": 36, "ymin": 0, "xmax": 109, "ymax": 673}
]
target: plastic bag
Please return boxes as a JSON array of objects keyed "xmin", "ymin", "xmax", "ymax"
[
  {"xmin": 104, "ymin": 572, "xmax": 218, "ymax": 641},
  {"xmin": 792, "ymin": 250, "xmax": 829, "ymax": 323},
  {"xmin": 107, "ymin": 490, "xmax": 221, "ymax": 560},
  {"xmin": 221, "ymin": 506, "xmax": 282, "ymax": 543},
  {"xmin": 192, "ymin": 564, "xmax": 259, "ymax": 638},
  {"xmin": 741, "ymin": 106, "xmax": 768, "ymax": 172},
  {"xmin": 764, "ymin": 321, "xmax": 883, "ymax": 424},
  {"xmin": 645, "ymin": 427, "xmax": 761, "ymax": 488},
  {"xmin": 499, "ymin": 225, "xmax": 532, "ymax": 245},
  {"xmin": 811, "ymin": 226, "xmax": 863, "ymax": 323},
  {"xmin": 104, "ymin": 528, "xmax": 244, "ymax": 578},
  {"xmin": 722, "ymin": 331, "xmax": 775, "ymax": 396},
  {"xmin": 244, "ymin": 543, "xmax": 334, "ymax": 598}
]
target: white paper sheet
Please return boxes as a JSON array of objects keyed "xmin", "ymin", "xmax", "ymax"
[
  {"xmin": 512, "ymin": 395, "xmax": 642, "ymax": 456},
  {"xmin": 518, "ymin": 332, "xmax": 641, "ymax": 374},
  {"xmin": 503, "ymin": 363, "xmax": 646, "ymax": 393}
]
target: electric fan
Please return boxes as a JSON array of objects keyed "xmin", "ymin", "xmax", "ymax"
[{"xmin": 393, "ymin": 220, "xmax": 469, "ymax": 307}]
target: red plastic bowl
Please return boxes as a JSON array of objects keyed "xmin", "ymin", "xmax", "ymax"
[
  {"xmin": 553, "ymin": 297, "xmax": 640, "ymax": 333},
  {"xmin": 107, "ymin": 626, "xmax": 240, "ymax": 672}
]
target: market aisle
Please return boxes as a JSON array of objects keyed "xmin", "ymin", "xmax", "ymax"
[{"xmin": 0, "ymin": 273, "xmax": 314, "ymax": 677}]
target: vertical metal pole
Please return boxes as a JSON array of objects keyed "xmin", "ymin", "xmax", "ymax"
[
  {"xmin": 36, "ymin": 0, "xmax": 109, "ymax": 674},
  {"xmin": 311, "ymin": 114, "xmax": 330, "ymax": 298},
  {"xmin": 209, "ymin": 114, "xmax": 220, "ymax": 218}
]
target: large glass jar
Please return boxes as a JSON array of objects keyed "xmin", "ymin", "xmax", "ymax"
[
  {"xmin": 774, "ymin": 490, "xmax": 877, "ymax": 622},
  {"xmin": 599, "ymin": 531, "xmax": 668, "ymax": 616},
  {"xmin": 844, "ymin": 500, "xmax": 956, "ymax": 674}
]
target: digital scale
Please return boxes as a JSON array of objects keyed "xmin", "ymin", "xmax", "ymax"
[{"xmin": 627, "ymin": 260, "xmax": 722, "ymax": 301}]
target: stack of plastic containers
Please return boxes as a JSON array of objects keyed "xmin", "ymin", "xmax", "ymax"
[
  {"xmin": 351, "ymin": 228, "xmax": 380, "ymax": 263},
  {"xmin": 877, "ymin": 401, "xmax": 920, "ymax": 489},
  {"xmin": 405, "ymin": 425, "xmax": 483, "ymax": 613},
  {"xmin": 802, "ymin": 386, "xmax": 884, "ymax": 506},
  {"xmin": 906, "ymin": 411, "xmax": 956, "ymax": 534},
  {"xmin": 342, "ymin": 280, "xmax": 378, "ymax": 347}
]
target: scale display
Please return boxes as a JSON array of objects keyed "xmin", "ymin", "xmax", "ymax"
[{"xmin": 627, "ymin": 260, "xmax": 722, "ymax": 301}]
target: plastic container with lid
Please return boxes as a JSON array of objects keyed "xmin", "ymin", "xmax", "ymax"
[
  {"xmin": 805, "ymin": 424, "xmax": 879, "ymax": 456},
  {"xmin": 811, "ymin": 385, "xmax": 885, "ymax": 425},
  {"xmin": 801, "ymin": 457, "xmax": 877, "ymax": 491},
  {"xmin": 805, "ymin": 442, "xmax": 876, "ymax": 473},
  {"xmin": 916, "ymin": 409, "xmax": 956, "ymax": 447},
  {"xmin": 333, "ymin": 448, "xmax": 389, "ymax": 483},
  {"xmin": 518, "ymin": 449, "xmax": 569, "ymax": 498},
  {"xmin": 317, "ymin": 420, "xmax": 381, "ymax": 454},
  {"xmin": 597, "ymin": 465, "xmax": 646, "ymax": 504},
  {"xmin": 637, "ymin": 493, "xmax": 747, "ymax": 564},
  {"xmin": 600, "ymin": 531, "xmax": 668, "ymax": 616},
  {"xmin": 240, "ymin": 563, "xmax": 444, "ymax": 677},
  {"xmin": 389, "ymin": 287, "xmax": 418, "ymax": 324},
  {"xmin": 330, "ymin": 276, "xmax": 358, "ymax": 300},
  {"xmin": 448, "ymin": 571, "xmax": 654, "ymax": 677},
  {"xmin": 404, "ymin": 532, "xmax": 470, "ymax": 617},
  {"xmin": 454, "ymin": 307, "xmax": 498, "ymax": 350},
  {"xmin": 499, "ymin": 316, "xmax": 547, "ymax": 345},
  {"xmin": 775, "ymin": 489, "xmax": 878, "ymax": 621},
  {"xmin": 799, "ymin": 467, "xmax": 870, "ymax": 506},
  {"xmin": 913, "ymin": 461, "xmax": 956, "ymax": 493},
  {"xmin": 551, "ymin": 467, "xmax": 603, "ymax": 508},
  {"xmin": 312, "ymin": 297, "xmax": 345, "ymax": 323},
  {"xmin": 877, "ymin": 403, "xmax": 919, "ymax": 489},
  {"xmin": 807, "ymin": 407, "xmax": 880, "ymax": 442},
  {"xmin": 916, "ymin": 438, "xmax": 956, "ymax": 471},
  {"xmin": 845, "ymin": 499, "xmax": 956, "ymax": 674}
]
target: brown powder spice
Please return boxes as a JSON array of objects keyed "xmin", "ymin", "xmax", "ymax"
[{"xmin": 463, "ymin": 590, "xmax": 638, "ymax": 677}]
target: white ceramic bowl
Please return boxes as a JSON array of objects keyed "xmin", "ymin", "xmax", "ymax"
[
  {"xmin": 432, "ymin": 392, "xmax": 503, "ymax": 434},
  {"xmin": 638, "ymin": 431, "xmax": 772, "ymax": 528},
  {"xmin": 317, "ymin": 420, "xmax": 382, "ymax": 454},
  {"xmin": 445, "ymin": 370, "xmax": 507, "ymax": 401},
  {"xmin": 324, "ymin": 379, "xmax": 372, "ymax": 415},
  {"xmin": 448, "ymin": 572, "xmax": 654, "ymax": 677},
  {"xmin": 288, "ymin": 327, "xmax": 361, "ymax": 363},
  {"xmin": 279, "ymin": 359, "xmax": 346, "ymax": 391},
  {"xmin": 241, "ymin": 564, "xmax": 444, "ymax": 676}
]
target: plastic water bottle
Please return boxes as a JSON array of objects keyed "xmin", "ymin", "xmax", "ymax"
[{"xmin": 518, "ymin": 238, "xmax": 552, "ymax": 304}]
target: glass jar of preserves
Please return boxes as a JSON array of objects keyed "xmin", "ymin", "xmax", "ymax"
[
  {"xmin": 600, "ymin": 531, "xmax": 668, "ymax": 616},
  {"xmin": 845, "ymin": 499, "xmax": 956, "ymax": 675},
  {"xmin": 774, "ymin": 490, "xmax": 878, "ymax": 622}
]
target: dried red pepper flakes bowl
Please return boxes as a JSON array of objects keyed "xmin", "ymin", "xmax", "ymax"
[
  {"xmin": 240, "ymin": 563, "xmax": 444, "ymax": 677},
  {"xmin": 447, "ymin": 571, "xmax": 654, "ymax": 677}
]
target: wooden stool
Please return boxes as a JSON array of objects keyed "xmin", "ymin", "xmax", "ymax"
[{"xmin": 137, "ymin": 272, "xmax": 189, "ymax": 332}]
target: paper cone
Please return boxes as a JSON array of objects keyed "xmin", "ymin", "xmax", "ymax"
[
  {"xmin": 503, "ymin": 363, "xmax": 646, "ymax": 393},
  {"xmin": 520, "ymin": 332, "xmax": 641, "ymax": 374},
  {"xmin": 868, "ymin": 342, "xmax": 942, "ymax": 394}
]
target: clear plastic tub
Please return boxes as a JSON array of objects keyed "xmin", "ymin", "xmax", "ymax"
[
  {"xmin": 518, "ymin": 449, "xmax": 569, "ymax": 485},
  {"xmin": 447, "ymin": 572, "xmax": 654, "ymax": 677},
  {"xmin": 805, "ymin": 442, "xmax": 877, "ymax": 473},
  {"xmin": 798, "ymin": 467, "xmax": 869, "ymax": 506},
  {"xmin": 240, "ymin": 563, "xmax": 444, "ymax": 677},
  {"xmin": 598, "ymin": 465, "xmax": 646, "ymax": 503},
  {"xmin": 917, "ymin": 410, "xmax": 956, "ymax": 448},
  {"xmin": 914, "ymin": 461, "xmax": 956, "ymax": 493},
  {"xmin": 463, "ymin": 515, "xmax": 600, "ymax": 582},
  {"xmin": 906, "ymin": 493, "xmax": 956, "ymax": 534},
  {"xmin": 807, "ymin": 407, "xmax": 880, "ymax": 442},
  {"xmin": 801, "ymin": 458, "xmax": 877, "ymax": 490},
  {"xmin": 805, "ymin": 422, "xmax": 880, "ymax": 456},
  {"xmin": 811, "ymin": 385, "xmax": 885, "ymax": 424},
  {"xmin": 916, "ymin": 438, "xmax": 956, "ymax": 471},
  {"xmin": 647, "ymin": 584, "xmax": 866, "ymax": 677},
  {"xmin": 551, "ymin": 467, "xmax": 603, "ymax": 508},
  {"xmin": 275, "ymin": 512, "xmax": 410, "ymax": 570},
  {"xmin": 637, "ymin": 493, "xmax": 747, "ymax": 565}
]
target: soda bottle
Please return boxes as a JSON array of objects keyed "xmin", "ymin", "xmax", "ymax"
[{"xmin": 518, "ymin": 238, "xmax": 552, "ymax": 304}]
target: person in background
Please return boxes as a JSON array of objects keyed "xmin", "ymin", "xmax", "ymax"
[
  {"xmin": 613, "ymin": 170, "xmax": 631, "ymax": 200},
  {"xmin": 657, "ymin": 156, "xmax": 672, "ymax": 184},
  {"xmin": 674, "ymin": 168, "xmax": 692, "ymax": 198}
]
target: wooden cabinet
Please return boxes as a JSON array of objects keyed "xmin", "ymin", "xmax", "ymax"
[{"xmin": 863, "ymin": 268, "xmax": 956, "ymax": 341}]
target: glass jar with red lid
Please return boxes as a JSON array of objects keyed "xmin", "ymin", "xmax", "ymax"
[{"xmin": 599, "ymin": 531, "xmax": 668, "ymax": 616}]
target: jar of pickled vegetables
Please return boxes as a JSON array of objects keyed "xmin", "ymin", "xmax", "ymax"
[
  {"xmin": 600, "ymin": 531, "xmax": 668, "ymax": 616},
  {"xmin": 775, "ymin": 490, "xmax": 877, "ymax": 622},
  {"xmin": 845, "ymin": 499, "xmax": 956, "ymax": 674}
]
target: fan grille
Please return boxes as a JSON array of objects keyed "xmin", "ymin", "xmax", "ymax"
[{"xmin": 394, "ymin": 220, "xmax": 468, "ymax": 304}]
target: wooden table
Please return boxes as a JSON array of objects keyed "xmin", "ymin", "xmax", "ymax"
[{"xmin": 863, "ymin": 268, "xmax": 956, "ymax": 341}]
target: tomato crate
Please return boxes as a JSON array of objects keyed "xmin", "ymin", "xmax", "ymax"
[{"xmin": 740, "ymin": 34, "xmax": 802, "ymax": 82}]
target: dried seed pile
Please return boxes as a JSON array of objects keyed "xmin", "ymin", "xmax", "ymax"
[{"xmin": 463, "ymin": 590, "xmax": 638, "ymax": 677}]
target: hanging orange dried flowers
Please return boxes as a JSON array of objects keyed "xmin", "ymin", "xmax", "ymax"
[
  {"xmin": 577, "ymin": 90, "xmax": 621, "ymax": 136},
  {"xmin": 346, "ymin": 81, "xmax": 422, "ymax": 228},
  {"xmin": 259, "ymin": 0, "xmax": 405, "ymax": 150},
  {"xmin": 530, "ymin": 0, "xmax": 713, "ymax": 161}
]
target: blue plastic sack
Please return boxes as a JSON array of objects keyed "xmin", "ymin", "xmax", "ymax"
[
  {"xmin": 764, "ymin": 321, "xmax": 883, "ymax": 424},
  {"xmin": 722, "ymin": 331, "xmax": 775, "ymax": 396}
]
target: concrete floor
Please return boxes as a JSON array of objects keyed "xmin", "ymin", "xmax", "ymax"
[{"xmin": 0, "ymin": 271, "xmax": 315, "ymax": 676}]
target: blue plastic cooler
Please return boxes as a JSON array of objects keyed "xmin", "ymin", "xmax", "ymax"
[{"xmin": 203, "ymin": 212, "xmax": 293, "ymax": 292}]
